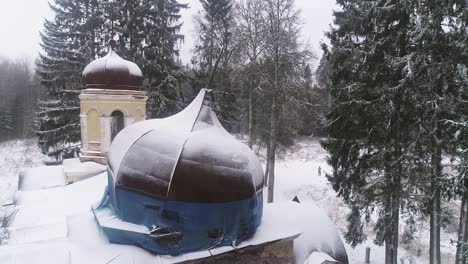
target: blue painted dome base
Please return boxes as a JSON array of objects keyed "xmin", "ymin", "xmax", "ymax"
[{"xmin": 93, "ymin": 173, "xmax": 263, "ymax": 255}]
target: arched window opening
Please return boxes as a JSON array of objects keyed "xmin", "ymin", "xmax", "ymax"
[{"xmin": 111, "ymin": 110, "xmax": 125, "ymax": 141}]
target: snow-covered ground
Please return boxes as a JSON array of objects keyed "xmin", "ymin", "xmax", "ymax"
[
  {"xmin": 0, "ymin": 139, "xmax": 48, "ymax": 208},
  {"xmin": 0, "ymin": 137, "xmax": 458, "ymax": 263},
  {"xmin": 257, "ymin": 136, "xmax": 457, "ymax": 264}
]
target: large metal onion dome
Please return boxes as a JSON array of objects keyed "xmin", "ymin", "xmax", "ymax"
[
  {"xmin": 82, "ymin": 45, "xmax": 143, "ymax": 90},
  {"xmin": 93, "ymin": 89, "xmax": 264, "ymax": 255}
]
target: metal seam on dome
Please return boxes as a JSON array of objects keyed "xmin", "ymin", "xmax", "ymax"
[
  {"xmin": 189, "ymin": 89, "xmax": 207, "ymax": 132},
  {"xmin": 165, "ymin": 137, "xmax": 189, "ymax": 200},
  {"xmin": 207, "ymin": 103, "xmax": 257, "ymax": 196},
  {"xmin": 166, "ymin": 90, "xmax": 207, "ymax": 199},
  {"xmin": 114, "ymin": 129, "xmax": 154, "ymax": 180}
]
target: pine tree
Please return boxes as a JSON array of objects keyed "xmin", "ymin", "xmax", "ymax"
[
  {"xmin": 36, "ymin": 0, "xmax": 103, "ymax": 160},
  {"xmin": 323, "ymin": 1, "xmax": 420, "ymax": 263}
]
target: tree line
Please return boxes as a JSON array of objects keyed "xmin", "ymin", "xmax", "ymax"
[
  {"xmin": 322, "ymin": 1, "xmax": 468, "ymax": 264},
  {"xmin": 0, "ymin": 57, "xmax": 40, "ymax": 142}
]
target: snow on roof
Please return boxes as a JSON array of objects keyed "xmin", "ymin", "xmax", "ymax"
[
  {"xmin": 108, "ymin": 89, "xmax": 206, "ymax": 175},
  {"xmin": 0, "ymin": 173, "xmax": 303, "ymax": 264},
  {"xmin": 82, "ymin": 50, "xmax": 142, "ymax": 78},
  {"xmin": 82, "ymin": 50, "xmax": 143, "ymax": 90},
  {"xmin": 18, "ymin": 165, "xmax": 66, "ymax": 191},
  {"xmin": 62, "ymin": 158, "xmax": 106, "ymax": 183},
  {"xmin": 306, "ymin": 251, "xmax": 339, "ymax": 263},
  {"xmin": 1, "ymin": 178, "xmax": 349, "ymax": 264}
]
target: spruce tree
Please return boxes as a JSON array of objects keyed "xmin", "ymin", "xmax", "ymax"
[
  {"xmin": 36, "ymin": 0, "xmax": 187, "ymax": 159},
  {"xmin": 100, "ymin": 0, "xmax": 187, "ymax": 118},
  {"xmin": 323, "ymin": 1, "xmax": 419, "ymax": 263},
  {"xmin": 409, "ymin": 1, "xmax": 468, "ymax": 263},
  {"xmin": 141, "ymin": 0, "xmax": 187, "ymax": 118},
  {"xmin": 36, "ymin": 0, "xmax": 102, "ymax": 160}
]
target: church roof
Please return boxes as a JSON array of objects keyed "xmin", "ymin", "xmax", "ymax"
[
  {"xmin": 107, "ymin": 89, "xmax": 264, "ymax": 203},
  {"xmin": 82, "ymin": 50, "xmax": 143, "ymax": 90}
]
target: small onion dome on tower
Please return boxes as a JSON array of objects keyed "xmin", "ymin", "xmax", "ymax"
[
  {"xmin": 82, "ymin": 43, "xmax": 143, "ymax": 90},
  {"xmin": 93, "ymin": 89, "xmax": 264, "ymax": 255}
]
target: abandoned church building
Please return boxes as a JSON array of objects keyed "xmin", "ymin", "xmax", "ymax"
[{"xmin": 0, "ymin": 47, "xmax": 348, "ymax": 264}]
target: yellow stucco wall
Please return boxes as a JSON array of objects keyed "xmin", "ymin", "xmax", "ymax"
[
  {"xmin": 80, "ymin": 91, "xmax": 147, "ymax": 155},
  {"xmin": 87, "ymin": 109, "xmax": 100, "ymax": 142},
  {"xmin": 80, "ymin": 99, "xmax": 146, "ymax": 118}
]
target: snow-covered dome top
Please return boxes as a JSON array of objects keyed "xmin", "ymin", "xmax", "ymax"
[
  {"xmin": 82, "ymin": 49, "xmax": 143, "ymax": 90},
  {"xmin": 107, "ymin": 89, "xmax": 264, "ymax": 203}
]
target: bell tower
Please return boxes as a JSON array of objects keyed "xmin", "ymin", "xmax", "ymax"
[{"xmin": 79, "ymin": 47, "xmax": 147, "ymax": 164}]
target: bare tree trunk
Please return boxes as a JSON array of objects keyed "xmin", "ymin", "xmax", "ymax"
[
  {"xmin": 430, "ymin": 141, "xmax": 442, "ymax": 264},
  {"xmin": 264, "ymin": 140, "xmax": 270, "ymax": 187},
  {"xmin": 456, "ymin": 190, "xmax": 468, "ymax": 264},
  {"xmin": 248, "ymin": 78, "xmax": 254, "ymax": 149},
  {"xmin": 267, "ymin": 96, "xmax": 277, "ymax": 203},
  {"xmin": 385, "ymin": 240, "xmax": 393, "ymax": 264}
]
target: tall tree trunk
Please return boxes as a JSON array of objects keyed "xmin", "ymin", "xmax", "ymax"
[
  {"xmin": 385, "ymin": 172, "xmax": 401, "ymax": 264},
  {"xmin": 248, "ymin": 77, "xmax": 254, "ymax": 149},
  {"xmin": 456, "ymin": 190, "xmax": 468, "ymax": 264},
  {"xmin": 267, "ymin": 48, "xmax": 279, "ymax": 203},
  {"xmin": 430, "ymin": 141, "xmax": 442, "ymax": 264},
  {"xmin": 265, "ymin": 140, "xmax": 270, "ymax": 187},
  {"xmin": 384, "ymin": 185, "xmax": 398, "ymax": 264},
  {"xmin": 385, "ymin": 98, "xmax": 403, "ymax": 264},
  {"xmin": 390, "ymin": 177, "xmax": 401, "ymax": 264},
  {"xmin": 267, "ymin": 96, "xmax": 277, "ymax": 203},
  {"xmin": 385, "ymin": 239, "xmax": 394, "ymax": 264}
]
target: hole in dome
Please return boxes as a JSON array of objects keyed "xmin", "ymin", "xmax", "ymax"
[
  {"xmin": 238, "ymin": 223, "xmax": 248, "ymax": 237},
  {"xmin": 150, "ymin": 227, "xmax": 184, "ymax": 248},
  {"xmin": 208, "ymin": 228, "xmax": 222, "ymax": 239},
  {"xmin": 162, "ymin": 209, "xmax": 182, "ymax": 223}
]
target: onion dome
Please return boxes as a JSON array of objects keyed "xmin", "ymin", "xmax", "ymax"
[
  {"xmin": 94, "ymin": 89, "xmax": 264, "ymax": 255},
  {"xmin": 82, "ymin": 49, "xmax": 143, "ymax": 90},
  {"xmin": 108, "ymin": 89, "xmax": 264, "ymax": 202}
]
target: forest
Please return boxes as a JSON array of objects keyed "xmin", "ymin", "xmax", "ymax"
[{"xmin": 0, "ymin": 0, "xmax": 467, "ymax": 263}]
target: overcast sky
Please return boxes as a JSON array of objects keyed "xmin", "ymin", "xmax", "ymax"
[{"xmin": 0, "ymin": 0, "xmax": 336, "ymax": 65}]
